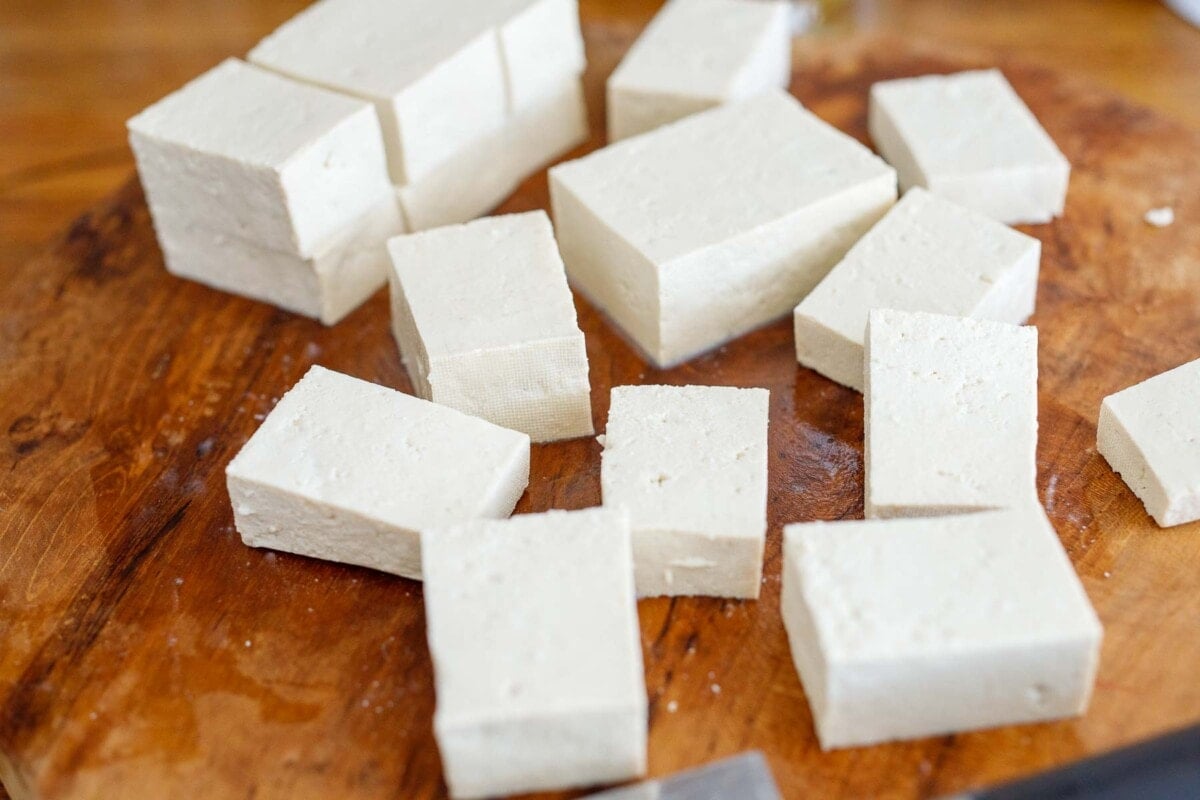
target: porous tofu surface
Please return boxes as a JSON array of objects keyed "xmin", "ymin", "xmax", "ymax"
[
  {"xmin": 783, "ymin": 510, "xmax": 1099, "ymax": 664},
  {"xmin": 388, "ymin": 211, "xmax": 582, "ymax": 358},
  {"xmin": 127, "ymin": 57, "xmax": 373, "ymax": 170},
  {"xmin": 865, "ymin": 309, "xmax": 1039, "ymax": 517},
  {"xmin": 225, "ymin": 365, "xmax": 530, "ymax": 531},
  {"xmin": 422, "ymin": 507, "xmax": 644, "ymax": 727},
  {"xmin": 869, "ymin": 69, "xmax": 1068, "ymax": 183},
  {"xmin": 796, "ymin": 188, "xmax": 1039, "ymax": 380},
  {"xmin": 608, "ymin": 0, "xmax": 789, "ymax": 101},
  {"xmin": 551, "ymin": 90, "xmax": 893, "ymax": 266},
  {"xmin": 602, "ymin": 384, "xmax": 768, "ymax": 539}
]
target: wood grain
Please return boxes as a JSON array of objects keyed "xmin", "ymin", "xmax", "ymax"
[{"xmin": 3, "ymin": 24, "xmax": 1200, "ymax": 800}]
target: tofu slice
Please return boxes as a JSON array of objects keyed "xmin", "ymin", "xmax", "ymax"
[
  {"xmin": 127, "ymin": 58, "xmax": 394, "ymax": 260},
  {"xmin": 607, "ymin": 0, "xmax": 791, "ymax": 141},
  {"xmin": 1097, "ymin": 357, "xmax": 1200, "ymax": 527},
  {"xmin": 550, "ymin": 90, "xmax": 896, "ymax": 368},
  {"xmin": 225, "ymin": 366, "xmax": 530, "ymax": 580},
  {"xmin": 248, "ymin": 0, "xmax": 584, "ymax": 186},
  {"xmin": 869, "ymin": 69, "xmax": 1070, "ymax": 225},
  {"xmin": 794, "ymin": 187, "xmax": 1041, "ymax": 391},
  {"xmin": 601, "ymin": 384, "xmax": 769, "ymax": 598},
  {"xmin": 398, "ymin": 77, "xmax": 588, "ymax": 232},
  {"xmin": 155, "ymin": 192, "xmax": 404, "ymax": 325},
  {"xmin": 781, "ymin": 507, "xmax": 1103, "ymax": 750},
  {"xmin": 422, "ymin": 507, "xmax": 647, "ymax": 799},
  {"xmin": 387, "ymin": 211, "xmax": 593, "ymax": 442},
  {"xmin": 864, "ymin": 309, "xmax": 1038, "ymax": 518}
]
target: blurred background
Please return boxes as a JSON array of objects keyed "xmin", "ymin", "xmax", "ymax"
[{"xmin": 2, "ymin": 0, "xmax": 1199, "ymax": 276}]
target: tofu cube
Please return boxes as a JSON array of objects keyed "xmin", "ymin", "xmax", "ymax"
[
  {"xmin": 398, "ymin": 77, "xmax": 588, "ymax": 232},
  {"xmin": 865, "ymin": 309, "xmax": 1038, "ymax": 519},
  {"xmin": 607, "ymin": 0, "xmax": 791, "ymax": 141},
  {"xmin": 1097, "ymin": 357, "xmax": 1200, "ymax": 527},
  {"xmin": 551, "ymin": 90, "xmax": 896, "ymax": 368},
  {"xmin": 782, "ymin": 508, "xmax": 1103, "ymax": 750},
  {"xmin": 127, "ymin": 59, "xmax": 402, "ymax": 324},
  {"xmin": 248, "ymin": 0, "xmax": 584, "ymax": 186},
  {"xmin": 601, "ymin": 384, "xmax": 769, "ymax": 598},
  {"xmin": 869, "ymin": 69, "xmax": 1070, "ymax": 225},
  {"xmin": 422, "ymin": 507, "xmax": 647, "ymax": 798},
  {"xmin": 794, "ymin": 187, "xmax": 1041, "ymax": 391},
  {"xmin": 127, "ymin": 58, "xmax": 394, "ymax": 255},
  {"xmin": 388, "ymin": 211, "xmax": 593, "ymax": 442},
  {"xmin": 225, "ymin": 366, "xmax": 530, "ymax": 580}
]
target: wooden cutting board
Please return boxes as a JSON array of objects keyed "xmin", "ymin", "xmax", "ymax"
[{"xmin": 3, "ymin": 24, "xmax": 1200, "ymax": 800}]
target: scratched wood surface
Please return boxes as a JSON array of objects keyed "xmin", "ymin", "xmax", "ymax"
[{"xmin": 2, "ymin": 26, "xmax": 1200, "ymax": 800}]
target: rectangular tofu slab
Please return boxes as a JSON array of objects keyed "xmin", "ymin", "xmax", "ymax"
[
  {"xmin": 127, "ymin": 58, "xmax": 394, "ymax": 259},
  {"xmin": 865, "ymin": 309, "xmax": 1038, "ymax": 518},
  {"xmin": 551, "ymin": 90, "xmax": 896, "ymax": 368},
  {"xmin": 225, "ymin": 366, "xmax": 530, "ymax": 580},
  {"xmin": 156, "ymin": 192, "xmax": 404, "ymax": 325},
  {"xmin": 422, "ymin": 507, "xmax": 647, "ymax": 799},
  {"xmin": 398, "ymin": 77, "xmax": 588, "ymax": 232},
  {"xmin": 794, "ymin": 187, "xmax": 1040, "ymax": 391},
  {"xmin": 601, "ymin": 384, "xmax": 769, "ymax": 597},
  {"xmin": 388, "ymin": 211, "xmax": 593, "ymax": 442},
  {"xmin": 607, "ymin": 0, "xmax": 791, "ymax": 141},
  {"xmin": 1097, "ymin": 357, "xmax": 1200, "ymax": 527},
  {"xmin": 869, "ymin": 69, "xmax": 1070, "ymax": 225},
  {"xmin": 782, "ymin": 507, "xmax": 1103, "ymax": 750},
  {"xmin": 248, "ymin": 0, "xmax": 584, "ymax": 185}
]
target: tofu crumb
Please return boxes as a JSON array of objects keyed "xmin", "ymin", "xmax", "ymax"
[
  {"xmin": 244, "ymin": 640, "xmax": 252, "ymax": 648},
  {"xmin": 711, "ymin": 683, "xmax": 722, "ymax": 695},
  {"xmin": 1144, "ymin": 207, "xmax": 1175, "ymax": 227},
  {"xmin": 666, "ymin": 700, "xmax": 679, "ymax": 713}
]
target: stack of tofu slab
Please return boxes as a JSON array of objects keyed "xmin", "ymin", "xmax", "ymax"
[
  {"xmin": 137, "ymin": 0, "xmax": 1200, "ymax": 795},
  {"xmin": 248, "ymin": 0, "xmax": 588, "ymax": 232},
  {"xmin": 128, "ymin": 0, "xmax": 587, "ymax": 325}
]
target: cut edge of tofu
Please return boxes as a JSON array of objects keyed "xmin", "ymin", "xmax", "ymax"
[{"xmin": 1097, "ymin": 399, "xmax": 1178, "ymax": 527}]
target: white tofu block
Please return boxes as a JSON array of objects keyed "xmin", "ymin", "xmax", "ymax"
[
  {"xmin": 127, "ymin": 58, "xmax": 394, "ymax": 259},
  {"xmin": 607, "ymin": 0, "xmax": 791, "ymax": 141},
  {"xmin": 781, "ymin": 507, "xmax": 1103, "ymax": 750},
  {"xmin": 551, "ymin": 90, "xmax": 896, "ymax": 368},
  {"xmin": 1097, "ymin": 358, "xmax": 1200, "ymax": 527},
  {"xmin": 865, "ymin": 309, "xmax": 1038, "ymax": 519},
  {"xmin": 601, "ymin": 384, "xmax": 769, "ymax": 598},
  {"xmin": 422, "ymin": 507, "xmax": 647, "ymax": 799},
  {"xmin": 226, "ymin": 366, "xmax": 530, "ymax": 580},
  {"xmin": 248, "ymin": 0, "xmax": 584, "ymax": 186},
  {"xmin": 387, "ymin": 211, "xmax": 593, "ymax": 442},
  {"xmin": 157, "ymin": 192, "xmax": 405, "ymax": 325},
  {"xmin": 794, "ymin": 187, "xmax": 1041, "ymax": 391},
  {"xmin": 398, "ymin": 77, "xmax": 588, "ymax": 232},
  {"xmin": 869, "ymin": 69, "xmax": 1070, "ymax": 225}
]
